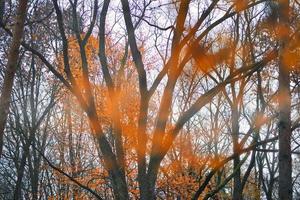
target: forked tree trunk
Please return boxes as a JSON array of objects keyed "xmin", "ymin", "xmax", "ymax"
[
  {"xmin": 13, "ymin": 134, "xmax": 33, "ymax": 200},
  {"xmin": 0, "ymin": 0, "xmax": 28, "ymax": 157}
]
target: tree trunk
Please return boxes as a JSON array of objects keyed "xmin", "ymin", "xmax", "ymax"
[
  {"xmin": 28, "ymin": 137, "xmax": 41, "ymax": 200},
  {"xmin": 13, "ymin": 131, "xmax": 35, "ymax": 200},
  {"xmin": 0, "ymin": 0, "xmax": 5, "ymax": 23},
  {"xmin": 232, "ymin": 106, "xmax": 243, "ymax": 200},
  {"xmin": 278, "ymin": 0, "xmax": 292, "ymax": 200},
  {"xmin": 66, "ymin": 97, "xmax": 80, "ymax": 199},
  {"xmin": 0, "ymin": 0, "xmax": 28, "ymax": 157},
  {"xmin": 13, "ymin": 151, "xmax": 27, "ymax": 200}
]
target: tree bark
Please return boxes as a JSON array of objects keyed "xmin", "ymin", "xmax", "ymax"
[
  {"xmin": 231, "ymin": 106, "xmax": 243, "ymax": 200},
  {"xmin": 0, "ymin": 0, "xmax": 5, "ymax": 23},
  {"xmin": 13, "ymin": 139, "xmax": 30, "ymax": 200},
  {"xmin": 278, "ymin": 0, "xmax": 292, "ymax": 199},
  {"xmin": 0, "ymin": 0, "xmax": 28, "ymax": 157}
]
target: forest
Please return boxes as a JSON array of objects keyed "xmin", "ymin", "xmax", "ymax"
[{"xmin": 0, "ymin": 0, "xmax": 299, "ymax": 199}]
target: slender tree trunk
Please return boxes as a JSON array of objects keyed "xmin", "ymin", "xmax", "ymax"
[
  {"xmin": 28, "ymin": 136, "xmax": 41, "ymax": 200},
  {"xmin": 232, "ymin": 106, "xmax": 243, "ymax": 200},
  {"xmin": 266, "ymin": 192, "xmax": 272, "ymax": 200},
  {"xmin": 58, "ymin": 130, "xmax": 68, "ymax": 200},
  {"xmin": 13, "ymin": 151, "xmax": 27, "ymax": 200},
  {"xmin": 66, "ymin": 97, "xmax": 79, "ymax": 199},
  {"xmin": 0, "ymin": 0, "xmax": 28, "ymax": 157},
  {"xmin": 30, "ymin": 153, "xmax": 41, "ymax": 200},
  {"xmin": 13, "ymin": 130, "xmax": 35, "ymax": 200},
  {"xmin": 266, "ymin": 178, "xmax": 275, "ymax": 200},
  {"xmin": 278, "ymin": 0, "xmax": 292, "ymax": 199},
  {"xmin": 0, "ymin": 0, "xmax": 5, "ymax": 23}
]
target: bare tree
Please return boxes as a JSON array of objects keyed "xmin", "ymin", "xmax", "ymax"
[{"xmin": 1, "ymin": 0, "xmax": 300, "ymax": 199}]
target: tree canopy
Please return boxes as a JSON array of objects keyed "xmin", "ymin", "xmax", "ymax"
[{"xmin": 0, "ymin": 0, "xmax": 300, "ymax": 199}]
